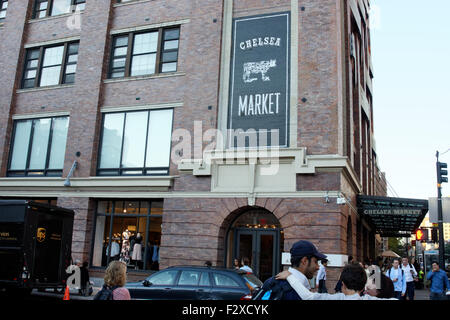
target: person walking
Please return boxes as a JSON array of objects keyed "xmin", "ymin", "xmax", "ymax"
[
  {"xmin": 387, "ymin": 259, "xmax": 406, "ymax": 299},
  {"xmin": 316, "ymin": 259, "xmax": 328, "ymax": 293},
  {"xmin": 94, "ymin": 260, "xmax": 131, "ymax": 300},
  {"xmin": 426, "ymin": 261, "xmax": 450, "ymax": 300},
  {"xmin": 275, "ymin": 263, "xmax": 397, "ymax": 300},
  {"xmin": 400, "ymin": 257, "xmax": 418, "ymax": 300},
  {"xmin": 254, "ymin": 240, "xmax": 327, "ymax": 300}
]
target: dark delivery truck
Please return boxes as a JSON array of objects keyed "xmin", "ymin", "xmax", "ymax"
[{"xmin": 0, "ymin": 200, "xmax": 74, "ymax": 294}]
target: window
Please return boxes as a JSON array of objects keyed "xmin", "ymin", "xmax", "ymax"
[
  {"xmin": 22, "ymin": 42, "xmax": 79, "ymax": 89},
  {"xmin": 97, "ymin": 109, "xmax": 173, "ymax": 176},
  {"xmin": 33, "ymin": 0, "xmax": 85, "ymax": 19},
  {"xmin": 8, "ymin": 116, "xmax": 69, "ymax": 177},
  {"xmin": 0, "ymin": 1, "xmax": 8, "ymax": 21},
  {"xmin": 178, "ymin": 271, "xmax": 201, "ymax": 286},
  {"xmin": 109, "ymin": 27, "xmax": 180, "ymax": 79},
  {"xmin": 91, "ymin": 200, "xmax": 164, "ymax": 270},
  {"xmin": 149, "ymin": 270, "xmax": 178, "ymax": 285},
  {"xmin": 213, "ymin": 273, "xmax": 240, "ymax": 287}
]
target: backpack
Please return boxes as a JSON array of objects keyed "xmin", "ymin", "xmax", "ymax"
[
  {"xmin": 252, "ymin": 277, "xmax": 301, "ymax": 300},
  {"xmin": 93, "ymin": 285, "xmax": 119, "ymax": 300},
  {"xmin": 388, "ymin": 268, "xmax": 404, "ymax": 278}
]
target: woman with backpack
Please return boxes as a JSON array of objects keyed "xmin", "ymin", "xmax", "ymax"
[{"xmin": 94, "ymin": 261, "xmax": 131, "ymax": 300}]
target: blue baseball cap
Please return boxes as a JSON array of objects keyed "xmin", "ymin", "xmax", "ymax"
[{"xmin": 290, "ymin": 240, "xmax": 327, "ymax": 260}]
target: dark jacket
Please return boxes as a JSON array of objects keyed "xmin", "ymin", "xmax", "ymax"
[{"xmin": 258, "ymin": 276, "xmax": 302, "ymax": 300}]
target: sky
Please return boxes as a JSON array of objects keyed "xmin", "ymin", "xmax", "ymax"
[{"xmin": 370, "ymin": 0, "xmax": 450, "ymax": 200}]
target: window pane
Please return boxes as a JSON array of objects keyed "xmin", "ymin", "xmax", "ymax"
[
  {"xmin": 28, "ymin": 118, "xmax": 51, "ymax": 170},
  {"xmin": 48, "ymin": 117, "xmax": 69, "ymax": 169},
  {"xmin": 162, "ymin": 51, "xmax": 178, "ymax": 63},
  {"xmin": 115, "ymin": 36, "xmax": 128, "ymax": 47},
  {"xmin": 133, "ymin": 32, "xmax": 158, "ymax": 55},
  {"xmin": 130, "ymin": 53, "xmax": 156, "ymax": 76},
  {"xmin": 111, "ymin": 71, "xmax": 125, "ymax": 78},
  {"xmin": 97, "ymin": 201, "xmax": 113, "ymax": 214},
  {"xmin": 40, "ymin": 66, "xmax": 62, "ymax": 86},
  {"xmin": 39, "ymin": 2, "xmax": 48, "ymax": 10},
  {"xmin": 68, "ymin": 55, "xmax": 78, "ymax": 63},
  {"xmin": 164, "ymin": 29, "xmax": 180, "ymax": 41},
  {"xmin": 65, "ymin": 64, "xmax": 77, "ymax": 74},
  {"xmin": 149, "ymin": 270, "xmax": 178, "ymax": 285},
  {"xmin": 178, "ymin": 271, "xmax": 201, "ymax": 286},
  {"xmin": 51, "ymin": 0, "xmax": 71, "ymax": 16},
  {"xmin": 199, "ymin": 272, "xmax": 211, "ymax": 286},
  {"xmin": 92, "ymin": 215, "xmax": 107, "ymax": 267},
  {"xmin": 161, "ymin": 62, "xmax": 177, "ymax": 73},
  {"xmin": 164, "ymin": 40, "xmax": 179, "ymax": 50},
  {"xmin": 23, "ymin": 79, "xmax": 35, "ymax": 88},
  {"xmin": 9, "ymin": 121, "xmax": 32, "ymax": 171},
  {"xmin": 112, "ymin": 58, "xmax": 126, "ymax": 69},
  {"xmin": 29, "ymin": 49, "xmax": 40, "ymax": 60},
  {"xmin": 27, "ymin": 60, "xmax": 38, "ymax": 69},
  {"xmin": 42, "ymin": 46, "xmax": 64, "ymax": 66},
  {"xmin": 114, "ymin": 47, "xmax": 127, "ymax": 57},
  {"xmin": 99, "ymin": 113, "xmax": 125, "ymax": 169},
  {"xmin": 146, "ymin": 109, "xmax": 173, "ymax": 168},
  {"xmin": 213, "ymin": 273, "xmax": 240, "ymax": 287},
  {"xmin": 25, "ymin": 70, "xmax": 37, "ymax": 79},
  {"xmin": 121, "ymin": 111, "xmax": 148, "ymax": 168},
  {"xmin": 68, "ymin": 43, "xmax": 79, "ymax": 55},
  {"xmin": 64, "ymin": 73, "xmax": 75, "ymax": 84}
]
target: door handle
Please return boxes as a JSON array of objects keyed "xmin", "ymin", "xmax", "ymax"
[{"xmin": 164, "ymin": 288, "xmax": 171, "ymax": 290}]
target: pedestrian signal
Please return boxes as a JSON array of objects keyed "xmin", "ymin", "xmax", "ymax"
[{"xmin": 415, "ymin": 229, "xmax": 428, "ymax": 241}]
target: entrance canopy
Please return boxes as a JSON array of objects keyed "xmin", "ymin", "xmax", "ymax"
[{"xmin": 357, "ymin": 195, "xmax": 428, "ymax": 238}]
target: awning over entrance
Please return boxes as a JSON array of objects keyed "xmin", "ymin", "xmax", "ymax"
[{"xmin": 357, "ymin": 195, "xmax": 429, "ymax": 238}]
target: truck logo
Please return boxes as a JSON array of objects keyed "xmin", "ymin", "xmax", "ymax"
[{"xmin": 37, "ymin": 228, "xmax": 46, "ymax": 242}]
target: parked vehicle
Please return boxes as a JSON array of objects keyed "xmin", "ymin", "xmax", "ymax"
[
  {"xmin": 0, "ymin": 200, "xmax": 74, "ymax": 295},
  {"xmin": 126, "ymin": 266, "xmax": 263, "ymax": 300}
]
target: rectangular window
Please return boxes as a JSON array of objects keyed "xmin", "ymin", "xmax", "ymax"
[
  {"xmin": 22, "ymin": 41, "xmax": 79, "ymax": 89},
  {"xmin": 109, "ymin": 27, "xmax": 180, "ymax": 79},
  {"xmin": 91, "ymin": 200, "xmax": 163, "ymax": 270},
  {"xmin": 0, "ymin": 1, "xmax": 8, "ymax": 21},
  {"xmin": 98, "ymin": 109, "xmax": 173, "ymax": 176},
  {"xmin": 32, "ymin": 0, "xmax": 85, "ymax": 19},
  {"xmin": 8, "ymin": 116, "xmax": 69, "ymax": 177}
]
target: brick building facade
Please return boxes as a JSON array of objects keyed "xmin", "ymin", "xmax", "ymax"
[{"xmin": 0, "ymin": 0, "xmax": 386, "ymax": 287}]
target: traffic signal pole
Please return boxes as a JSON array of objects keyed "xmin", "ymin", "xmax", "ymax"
[{"xmin": 436, "ymin": 151, "xmax": 447, "ymax": 270}]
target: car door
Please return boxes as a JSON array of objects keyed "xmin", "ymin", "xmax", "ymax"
[
  {"xmin": 175, "ymin": 270, "xmax": 204, "ymax": 300},
  {"xmin": 210, "ymin": 272, "xmax": 246, "ymax": 300},
  {"xmin": 131, "ymin": 269, "xmax": 180, "ymax": 300}
]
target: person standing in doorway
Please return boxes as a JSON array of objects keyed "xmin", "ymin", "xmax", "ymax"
[
  {"xmin": 387, "ymin": 258, "xmax": 406, "ymax": 299},
  {"xmin": 400, "ymin": 257, "xmax": 418, "ymax": 300},
  {"xmin": 427, "ymin": 261, "xmax": 450, "ymax": 300},
  {"xmin": 316, "ymin": 259, "xmax": 328, "ymax": 293}
]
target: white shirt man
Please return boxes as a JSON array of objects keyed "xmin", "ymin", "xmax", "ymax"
[
  {"xmin": 401, "ymin": 257, "xmax": 417, "ymax": 300},
  {"xmin": 288, "ymin": 266, "xmax": 311, "ymax": 290}
]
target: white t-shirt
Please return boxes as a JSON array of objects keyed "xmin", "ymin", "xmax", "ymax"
[{"xmin": 240, "ymin": 265, "xmax": 253, "ymax": 273}]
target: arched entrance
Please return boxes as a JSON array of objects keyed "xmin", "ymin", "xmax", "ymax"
[{"xmin": 225, "ymin": 208, "xmax": 283, "ymax": 282}]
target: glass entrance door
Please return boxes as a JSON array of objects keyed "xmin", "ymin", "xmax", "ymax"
[{"xmin": 235, "ymin": 229, "xmax": 280, "ymax": 282}]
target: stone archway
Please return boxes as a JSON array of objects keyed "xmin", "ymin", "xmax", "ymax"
[{"xmin": 219, "ymin": 206, "xmax": 283, "ymax": 281}]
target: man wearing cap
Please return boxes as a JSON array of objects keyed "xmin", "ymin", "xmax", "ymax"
[{"xmin": 254, "ymin": 240, "xmax": 326, "ymax": 300}]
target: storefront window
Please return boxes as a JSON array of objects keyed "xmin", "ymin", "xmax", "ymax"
[{"xmin": 92, "ymin": 200, "xmax": 163, "ymax": 271}]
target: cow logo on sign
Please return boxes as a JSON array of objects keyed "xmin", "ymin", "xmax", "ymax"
[{"xmin": 243, "ymin": 60, "xmax": 277, "ymax": 83}]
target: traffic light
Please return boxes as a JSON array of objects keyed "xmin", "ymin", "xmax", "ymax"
[
  {"xmin": 431, "ymin": 228, "xmax": 438, "ymax": 243},
  {"xmin": 437, "ymin": 162, "xmax": 448, "ymax": 184},
  {"xmin": 415, "ymin": 228, "xmax": 428, "ymax": 241}
]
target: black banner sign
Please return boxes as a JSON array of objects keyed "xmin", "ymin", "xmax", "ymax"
[{"xmin": 228, "ymin": 12, "xmax": 290, "ymax": 148}]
